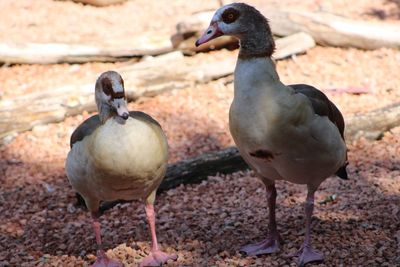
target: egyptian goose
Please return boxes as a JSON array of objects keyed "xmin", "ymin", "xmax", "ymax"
[
  {"xmin": 196, "ymin": 3, "xmax": 348, "ymax": 266},
  {"xmin": 65, "ymin": 71, "xmax": 177, "ymax": 267}
]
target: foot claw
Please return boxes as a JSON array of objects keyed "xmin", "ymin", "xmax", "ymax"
[
  {"xmin": 240, "ymin": 235, "xmax": 282, "ymax": 256},
  {"xmin": 140, "ymin": 250, "xmax": 177, "ymax": 267}
]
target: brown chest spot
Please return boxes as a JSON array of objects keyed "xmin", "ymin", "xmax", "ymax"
[{"xmin": 249, "ymin": 149, "xmax": 277, "ymax": 161}]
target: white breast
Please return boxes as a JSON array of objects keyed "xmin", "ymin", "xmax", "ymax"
[{"xmin": 90, "ymin": 118, "xmax": 167, "ymax": 175}]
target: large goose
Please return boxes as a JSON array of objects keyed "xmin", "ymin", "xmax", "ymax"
[
  {"xmin": 196, "ymin": 3, "xmax": 348, "ymax": 266},
  {"xmin": 65, "ymin": 71, "xmax": 177, "ymax": 266}
]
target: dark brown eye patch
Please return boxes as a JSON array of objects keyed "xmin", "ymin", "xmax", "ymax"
[
  {"xmin": 101, "ymin": 77, "xmax": 125, "ymax": 99},
  {"xmin": 101, "ymin": 77, "xmax": 113, "ymax": 96},
  {"xmin": 221, "ymin": 7, "xmax": 240, "ymax": 24}
]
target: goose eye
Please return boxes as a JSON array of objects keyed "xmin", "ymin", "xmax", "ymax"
[{"xmin": 222, "ymin": 8, "xmax": 240, "ymax": 24}]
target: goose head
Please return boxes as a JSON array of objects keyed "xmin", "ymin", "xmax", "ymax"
[
  {"xmin": 95, "ymin": 71, "xmax": 130, "ymax": 123},
  {"xmin": 195, "ymin": 3, "xmax": 275, "ymax": 57}
]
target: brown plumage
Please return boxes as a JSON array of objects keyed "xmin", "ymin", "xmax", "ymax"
[{"xmin": 291, "ymin": 84, "xmax": 348, "ymax": 179}]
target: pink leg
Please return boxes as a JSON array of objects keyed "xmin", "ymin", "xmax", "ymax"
[
  {"xmin": 140, "ymin": 204, "xmax": 177, "ymax": 267},
  {"xmin": 240, "ymin": 184, "xmax": 282, "ymax": 256},
  {"xmin": 91, "ymin": 214, "xmax": 122, "ymax": 267},
  {"xmin": 291, "ymin": 191, "xmax": 324, "ymax": 266}
]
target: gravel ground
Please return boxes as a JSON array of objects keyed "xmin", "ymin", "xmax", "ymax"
[{"xmin": 1, "ymin": 0, "xmax": 400, "ymax": 266}]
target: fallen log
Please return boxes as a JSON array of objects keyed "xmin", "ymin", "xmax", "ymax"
[
  {"xmin": 0, "ymin": 33, "xmax": 314, "ymax": 145},
  {"xmin": 174, "ymin": 9, "xmax": 400, "ymax": 50},
  {"xmin": 171, "ymin": 33, "xmax": 238, "ymax": 54},
  {"xmin": 173, "ymin": 29, "xmax": 315, "ymax": 58},
  {"xmin": 262, "ymin": 8, "xmax": 400, "ymax": 50},
  {"xmin": 0, "ymin": 51, "xmax": 234, "ymax": 145},
  {"xmin": 160, "ymin": 146, "xmax": 248, "ymax": 192},
  {"xmin": 79, "ymin": 102, "xmax": 400, "ymax": 212},
  {"xmin": 71, "ymin": 0, "xmax": 127, "ymax": 6},
  {"xmin": 0, "ymin": 35, "xmax": 173, "ymax": 64},
  {"xmin": 345, "ymin": 103, "xmax": 400, "ymax": 140},
  {"xmin": 273, "ymin": 32, "xmax": 315, "ymax": 59}
]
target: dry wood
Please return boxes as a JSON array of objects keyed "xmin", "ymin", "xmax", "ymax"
[
  {"xmin": 345, "ymin": 103, "xmax": 400, "ymax": 140},
  {"xmin": 171, "ymin": 33, "xmax": 238, "ymax": 54},
  {"xmin": 173, "ymin": 29, "xmax": 315, "ymax": 58},
  {"xmin": 0, "ymin": 33, "xmax": 314, "ymax": 145},
  {"xmin": 0, "ymin": 37, "xmax": 173, "ymax": 64},
  {"xmin": 273, "ymin": 32, "xmax": 315, "ymax": 59},
  {"xmin": 262, "ymin": 8, "xmax": 400, "ymax": 50},
  {"xmin": 0, "ymin": 52, "xmax": 236, "ymax": 144},
  {"xmin": 72, "ymin": 0, "xmax": 127, "ymax": 6},
  {"xmin": 175, "ymin": 9, "xmax": 400, "ymax": 50},
  {"xmin": 160, "ymin": 146, "xmax": 247, "ymax": 192}
]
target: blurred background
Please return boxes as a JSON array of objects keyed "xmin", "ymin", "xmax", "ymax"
[{"xmin": 0, "ymin": 0, "xmax": 399, "ymax": 266}]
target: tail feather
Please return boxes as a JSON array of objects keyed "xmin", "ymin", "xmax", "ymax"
[{"xmin": 335, "ymin": 162, "xmax": 348, "ymax": 180}]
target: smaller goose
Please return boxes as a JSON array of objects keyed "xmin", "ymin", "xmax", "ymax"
[
  {"xmin": 65, "ymin": 71, "xmax": 177, "ymax": 267},
  {"xmin": 196, "ymin": 3, "xmax": 348, "ymax": 266}
]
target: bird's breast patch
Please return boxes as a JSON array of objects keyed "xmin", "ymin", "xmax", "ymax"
[{"xmin": 249, "ymin": 149, "xmax": 280, "ymax": 161}]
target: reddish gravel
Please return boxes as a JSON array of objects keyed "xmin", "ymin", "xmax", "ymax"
[{"xmin": 1, "ymin": 0, "xmax": 400, "ymax": 266}]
